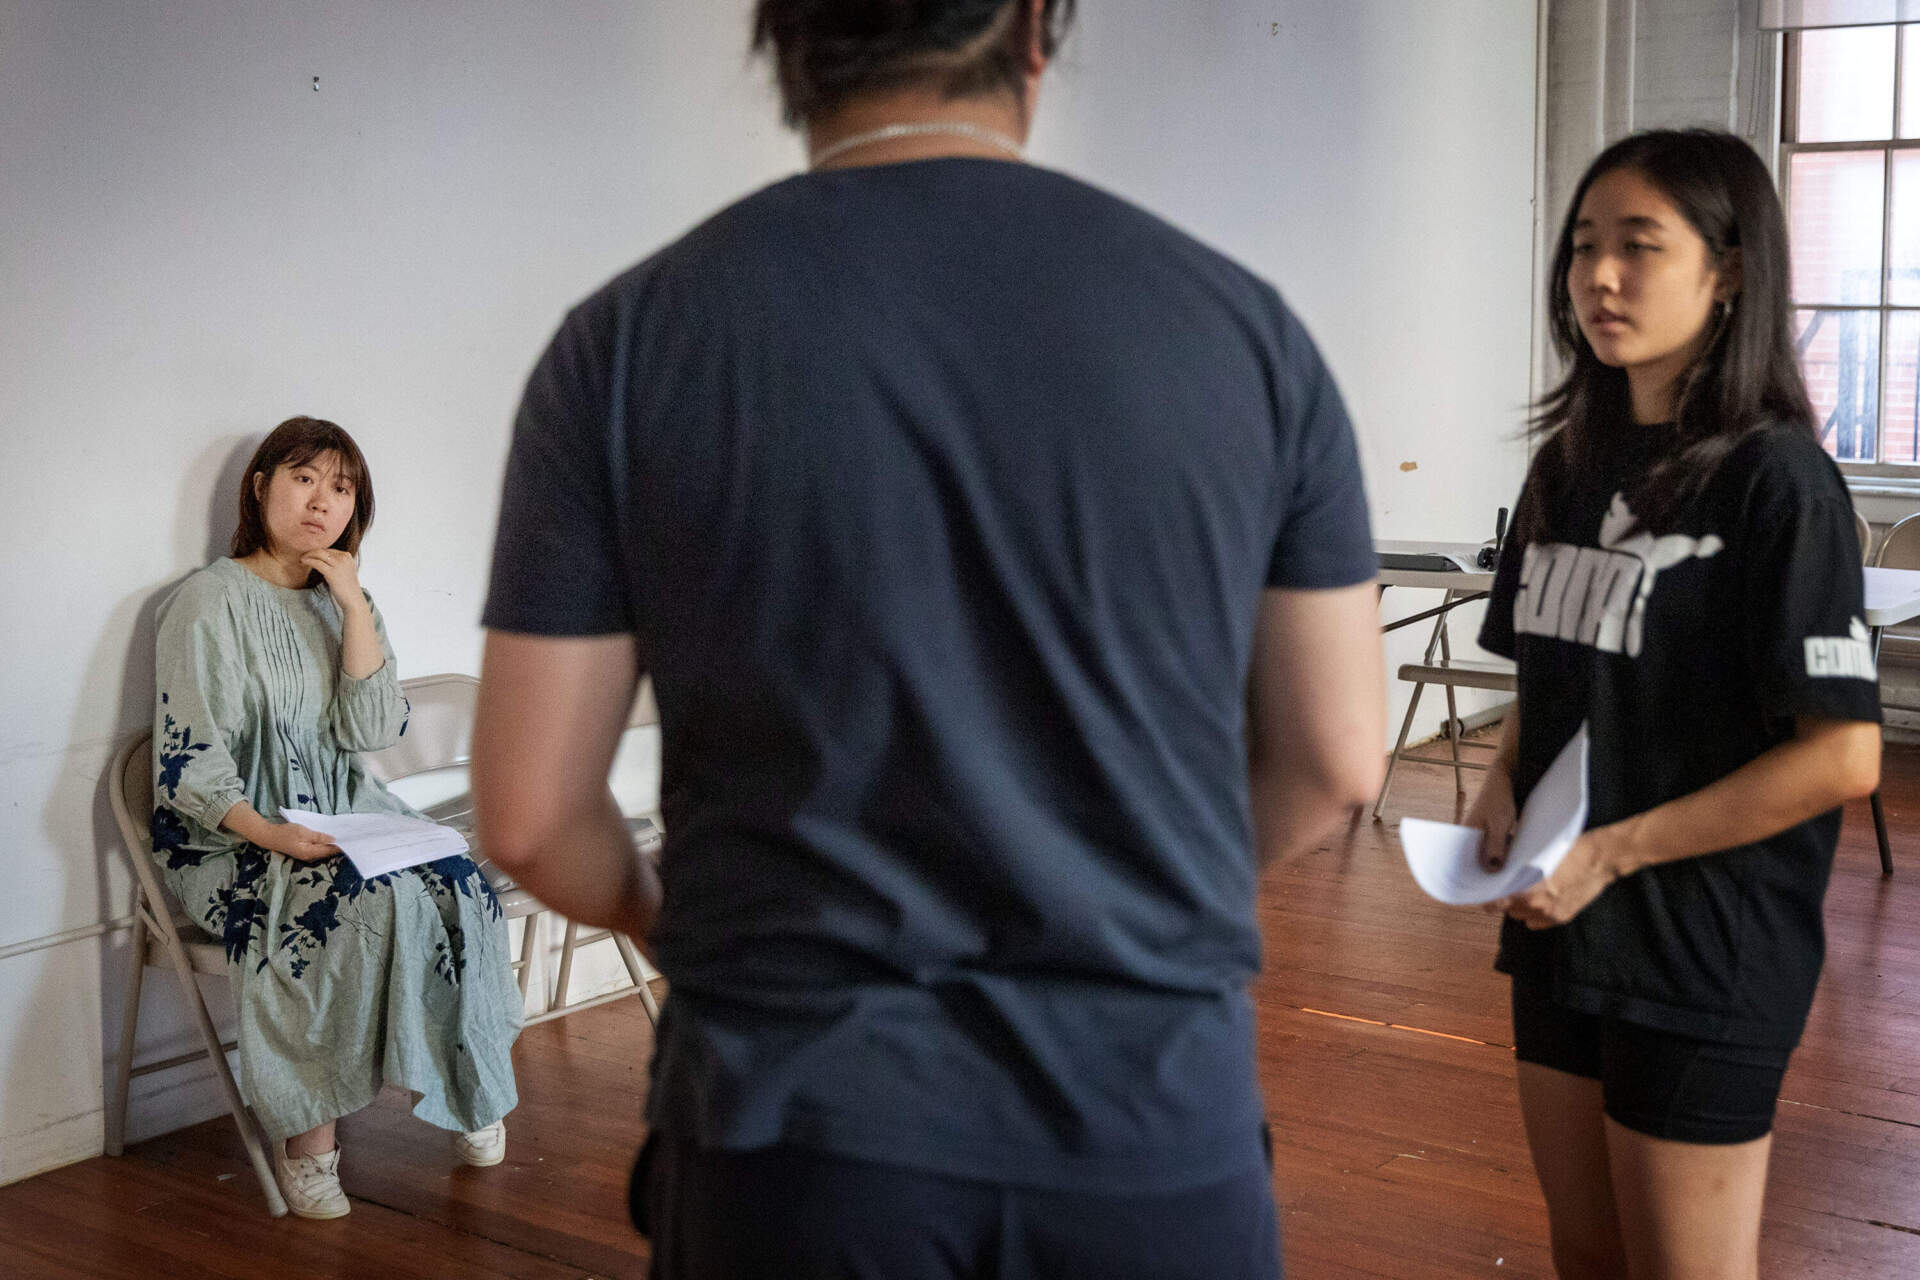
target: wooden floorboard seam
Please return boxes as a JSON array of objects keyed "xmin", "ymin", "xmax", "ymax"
[
  {"xmin": 1813, "ymin": 1209, "xmax": 1920, "ymax": 1238},
  {"xmin": 339, "ymin": 1180, "xmax": 595, "ymax": 1277},
  {"xmin": 1295, "ymin": 1004, "xmax": 1516, "ymax": 1047},
  {"xmin": 1778, "ymin": 1096, "xmax": 1920, "ymax": 1131}
]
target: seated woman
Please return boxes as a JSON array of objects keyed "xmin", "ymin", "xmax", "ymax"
[{"xmin": 150, "ymin": 416, "xmax": 521, "ymax": 1219}]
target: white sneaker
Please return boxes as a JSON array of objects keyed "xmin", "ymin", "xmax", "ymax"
[
  {"xmin": 454, "ymin": 1120, "xmax": 506, "ymax": 1167},
  {"xmin": 274, "ymin": 1140, "xmax": 350, "ymax": 1219}
]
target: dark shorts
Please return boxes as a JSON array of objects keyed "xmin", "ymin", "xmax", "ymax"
[
  {"xmin": 1510, "ymin": 978, "xmax": 1791, "ymax": 1145},
  {"xmin": 630, "ymin": 1128, "xmax": 1282, "ymax": 1280}
]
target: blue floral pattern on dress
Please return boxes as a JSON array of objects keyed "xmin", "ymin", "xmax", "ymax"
[
  {"xmin": 205, "ymin": 848, "xmax": 272, "ymax": 968},
  {"xmin": 149, "ymin": 805, "xmax": 200, "ymax": 870},
  {"xmin": 154, "ymin": 708, "xmax": 211, "ymax": 802}
]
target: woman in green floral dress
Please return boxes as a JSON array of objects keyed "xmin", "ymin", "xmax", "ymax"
[{"xmin": 152, "ymin": 417, "xmax": 520, "ymax": 1218}]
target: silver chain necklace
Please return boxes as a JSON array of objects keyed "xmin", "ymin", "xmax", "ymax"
[{"xmin": 809, "ymin": 120, "xmax": 1025, "ymax": 169}]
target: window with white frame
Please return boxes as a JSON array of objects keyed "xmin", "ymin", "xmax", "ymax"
[{"xmin": 1780, "ymin": 22, "xmax": 1920, "ymax": 471}]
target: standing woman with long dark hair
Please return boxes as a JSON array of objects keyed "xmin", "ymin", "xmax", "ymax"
[{"xmin": 1464, "ymin": 130, "xmax": 1882, "ymax": 1279}]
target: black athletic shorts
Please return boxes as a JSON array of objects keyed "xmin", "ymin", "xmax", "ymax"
[
  {"xmin": 1510, "ymin": 978, "xmax": 1791, "ymax": 1145},
  {"xmin": 630, "ymin": 1126, "xmax": 1282, "ymax": 1280}
]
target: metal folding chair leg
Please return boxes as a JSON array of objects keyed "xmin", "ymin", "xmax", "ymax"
[
  {"xmin": 544, "ymin": 919, "xmax": 661, "ymax": 1024},
  {"xmin": 105, "ymin": 915, "xmax": 148, "ymax": 1159},
  {"xmin": 1869, "ymin": 625, "xmax": 1895, "ymax": 876},
  {"xmin": 1375, "ymin": 590, "xmax": 1457, "ymax": 819},
  {"xmin": 153, "ymin": 927, "xmax": 287, "ymax": 1217},
  {"xmin": 612, "ymin": 934, "xmax": 661, "ymax": 1024},
  {"xmin": 1373, "ymin": 678, "xmax": 1427, "ymax": 819},
  {"xmin": 513, "ymin": 912, "xmax": 541, "ymax": 1001},
  {"xmin": 1439, "ymin": 622, "xmax": 1464, "ymax": 792},
  {"xmin": 552, "ymin": 919, "xmax": 581, "ymax": 1012}
]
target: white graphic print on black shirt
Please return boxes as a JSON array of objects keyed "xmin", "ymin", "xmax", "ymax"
[
  {"xmin": 1805, "ymin": 617, "xmax": 1876, "ymax": 680},
  {"xmin": 1513, "ymin": 493, "xmax": 1724, "ymax": 657},
  {"xmin": 1515, "ymin": 490, "xmax": 1877, "ymax": 678}
]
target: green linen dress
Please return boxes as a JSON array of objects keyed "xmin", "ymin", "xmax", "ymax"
[{"xmin": 150, "ymin": 556, "xmax": 520, "ymax": 1141}]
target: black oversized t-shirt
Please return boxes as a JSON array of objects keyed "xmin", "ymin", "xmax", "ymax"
[
  {"xmin": 483, "ymin": 159, "xmax": 1375, "ymax": 1192},
  {"xmin": 1480, "ymin": 422, "xmax": 1879, "ymax": 1048}
]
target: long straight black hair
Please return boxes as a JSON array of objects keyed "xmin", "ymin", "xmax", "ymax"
[{"xmin": 1517, "ymin": 129, "xmax": 1817, "ymax": 542}]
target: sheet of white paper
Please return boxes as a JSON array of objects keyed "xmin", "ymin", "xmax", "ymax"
[
  {"xmin": 1399, "ymin": 724, "xmax": 1590, "ymax": 906},
  {"xmin": 279, "ymin": 807, "xmax": 470, "ymax": 879}
]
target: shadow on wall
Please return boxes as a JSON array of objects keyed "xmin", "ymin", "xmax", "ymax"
[{"xmin": 84, "ymin": 435, "xmax": 258, "ymax": 1151}]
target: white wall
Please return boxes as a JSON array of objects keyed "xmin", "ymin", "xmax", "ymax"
[
  {"xmin": 1035, "ymin": 0, "xmax": 1541, "ymax": 747},
  {"xmin": 0, "ymin": 0, "xmax": 793, "ymax": 1184},
  {"xmin": 1543, "ymin": 0, "xmax": 1773, "ymax": 245},
  {"xmin": 1, "ymin": 0, "xmax": 1540, "ymax": 1183}
]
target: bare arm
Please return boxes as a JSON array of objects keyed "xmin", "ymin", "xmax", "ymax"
[
  {"xmin": 1498, "ymin": 716, "xmax": 1880, "ymax": 928},
  {"xmin": 219, "ymin": 800, "xmax": 341, "ymax": 861},
  {"xmin": 471, "ymin": 630, "xmax": 660, "ymax": 949},
  {"xmin": 1246, "ymin": 583, "xmax": 1388, "ymax": 868},
  {"xmin": 302, "ymin": 549, "xmax": 383, "ymax": 679},
  {"xmin": 334, "ymin": 597, "xmax": 383, "ymax": 680}
]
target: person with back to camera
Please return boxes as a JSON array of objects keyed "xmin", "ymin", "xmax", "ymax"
[
  {"xmin": 151, "ymin": 416, "xmax": 522, "ymax": 1219},
  {"xmin": 1463, "ymin": 130, "xmax": 1883, "ymax": 1280},
  {"xmin": 471, "ymin": 2, "xmax": 1387, "ymax": 1277}
]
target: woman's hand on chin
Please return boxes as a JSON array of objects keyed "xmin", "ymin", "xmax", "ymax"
[{"xmin": 301, "ymin": 549, "xmax": 366, "ymax": 610}]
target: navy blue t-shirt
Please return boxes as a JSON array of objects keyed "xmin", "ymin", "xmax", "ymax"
[{"xmin": 484, "ymin": 158, "xmax": 1375, "ymax": 1193}]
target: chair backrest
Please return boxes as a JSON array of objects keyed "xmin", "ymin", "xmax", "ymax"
[
  {"xmin": 364, "ymin": 671, "xmax": 661, "ymax": 777},
  {"xmin": 1856, "ymin": 509, "xmax": 1874, "ymax": 567},
  {"xmin": 363, "ymin": 671, "xmax": 660, "ymax": 814},
  {"xmin": 1875, "ymin": 512, "xmax": 1920, "ymax": 571},
  {"xmin": 107, "ymin": 732, "xmax": 194, "ymax": 940},
  {"xmin": 362, "ymin": 673, "xmax": 478, "ymax": 784}
]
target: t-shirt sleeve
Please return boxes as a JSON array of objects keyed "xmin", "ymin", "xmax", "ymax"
[
  {"xmin": 482, "ymin": 299, "xmax": 633, "ymax": 636},
  {"xmin": 1476, "ymin": 476, "xmax": 1534, "ymax": 661},
  {"xmin": 1739, "ymin": 440, "xmax": 1881, "ymax": 724},
  {"xmin": 1265, "ymin": 302, "xmax": 1376, "ymax": 590},
  {"xmin": 1476, "ymin": 512, "xmax": 1525, "ymax": 661}
]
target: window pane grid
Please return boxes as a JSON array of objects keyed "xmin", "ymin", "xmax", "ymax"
[
  {"xmin": 1896, "ymin": 25, "xmax": 1912, "ymax": 136},
  {"xmin": 1886, "ymin": 310, "xmax": 1920, "ymax": 460},
  {"xmin": 1782, "ymin": 25, "xmax": 1917, "ymax": 466}
]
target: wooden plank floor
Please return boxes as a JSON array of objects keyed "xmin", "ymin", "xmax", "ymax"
[{"xmin": 5, "ymin": 740, "xmax": 1918, "ymax": 1278}]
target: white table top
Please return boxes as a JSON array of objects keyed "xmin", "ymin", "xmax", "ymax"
[
  {"xmin": 1376, "ymin": 540, "xmax": 1496, "ymax": 592},
  {"xmin": 1863, "ymin": 566, "xmax": 1920, "ymax": 628},
  {"xmin": 1378, "ymin": 549, "xmax": 1920, "ymax": 625},
  {"xmin": 1378, "ymin": 567, "xmax": 1496, "ymax": 591}
]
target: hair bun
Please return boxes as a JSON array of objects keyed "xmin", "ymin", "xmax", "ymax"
[
  {"xmin": 754, "ymin": 0, "xmax": 1073, "ymax": 123},
  {"xmin": 765, "ymin": 0, "xmax": 1012, "ymax": 51}
]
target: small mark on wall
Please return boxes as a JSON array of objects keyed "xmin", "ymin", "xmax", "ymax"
[
  {"xmin": 312, "ymin": 76, "xmax": 320, "ymax": 92},
  {"xmin": 1400, "ymin": 461, "xmax": 1419, "ymax": 472}
]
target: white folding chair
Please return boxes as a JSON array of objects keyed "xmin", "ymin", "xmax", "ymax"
[
  {"xmin": 1372, "ymin": 591, "xmax": 1517, "ymax": 818},
  {"xmin": 547, "ymin": 816, "xmax": 663, "ymax": 1023},
  {"xmin": 1870, "ymin": 513, "xmax": 1920, "ymax": 681},
  {"xmin": 361, "ymin": 673, "xmax": 550, "ymax": 1009},
  {"xmin": 104, "ymin": 732, "xmax": 289, "ymax": 1217},
  {"xmin": 363, "ymin": 673, "xmax": 660, "ymax": 1026},
  {"xmin": 1855, "ymin": 508, "xmax": 1874, "ymax": 566},
  {"xmin": 544, "ymin": 686, "xmax": 663, "ymax": 1022},
  {"xmin": 1860, "ymin": 513, "xmax": 1920, "ymax": 875}
]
